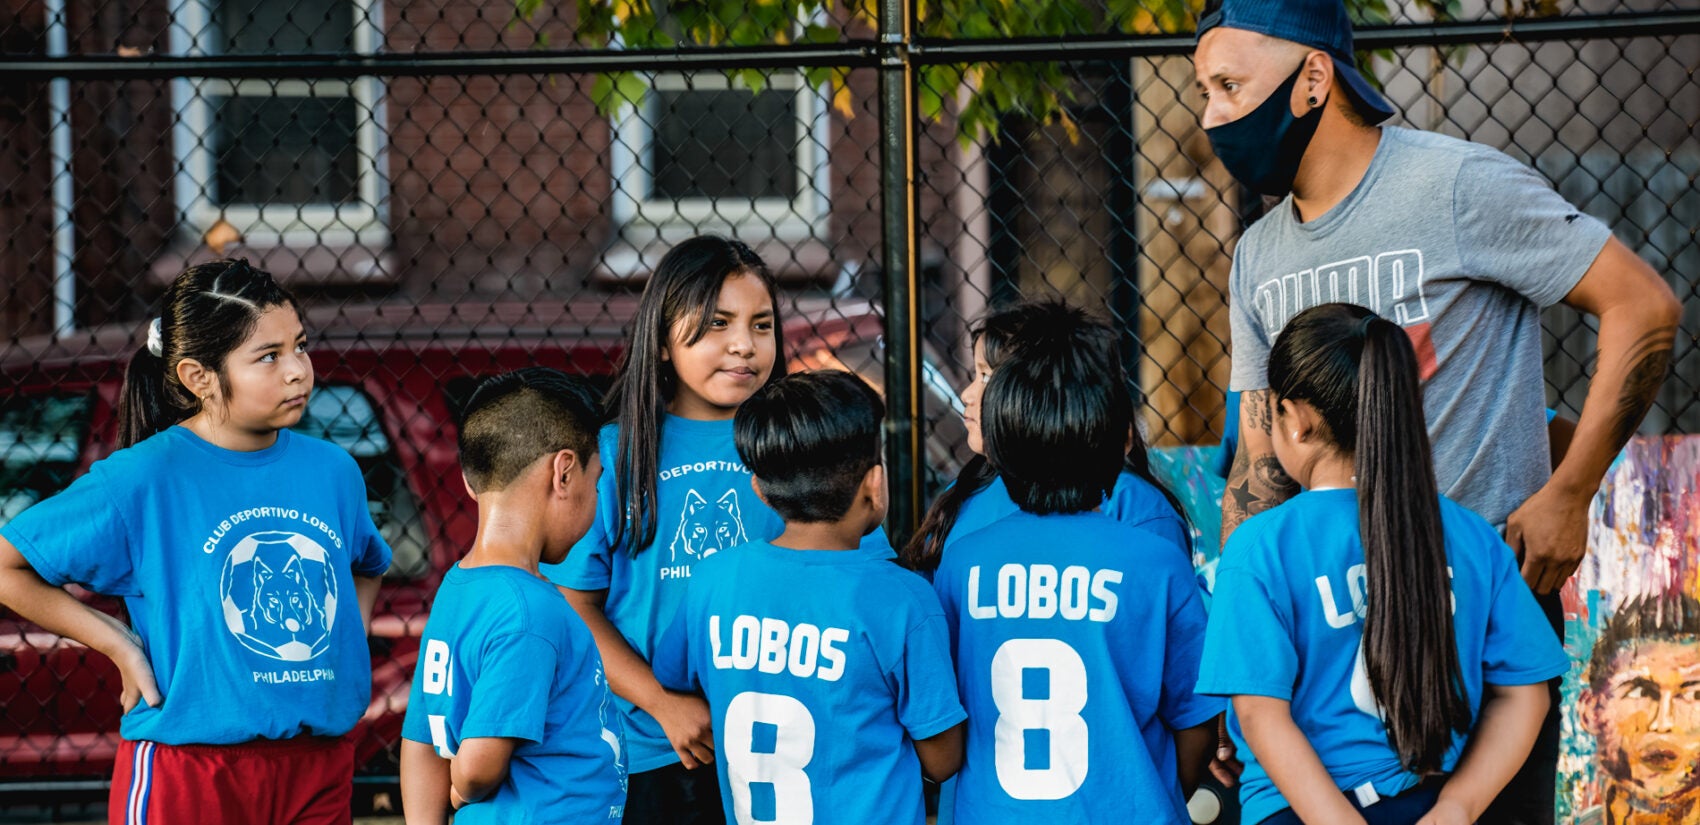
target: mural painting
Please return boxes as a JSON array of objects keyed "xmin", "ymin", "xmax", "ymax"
[{"xmin": 1562, "ymin": 437, "xmax": 1700, "ymax": 824}]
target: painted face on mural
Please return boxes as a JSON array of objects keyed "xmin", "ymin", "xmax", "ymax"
[{"xmin": 1587, "ymin": 637, "xmax": 1700, "ymax": 806}]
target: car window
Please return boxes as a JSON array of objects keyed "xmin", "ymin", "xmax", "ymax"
[
  {"xmin": 789, "ymin": 340, "xmax": 970, "ymax": 494},
  {"xmin": 0, "ymin": 394, "xmax": 93, "ymax": 528},
  {"xmin": 291, "ymin": 385, "xmax": 430, "ymax": 580}
]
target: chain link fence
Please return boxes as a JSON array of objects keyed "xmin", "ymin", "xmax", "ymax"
[{"xmin": 0, "ymin": 0, "xmax": 1696, "ymax": 801}]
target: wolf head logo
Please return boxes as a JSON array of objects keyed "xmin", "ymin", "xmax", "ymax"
[
  {"xmin": 594, "ymin": 665, "xmax": 627, "ymax": 790},
  {"xmin": 668, "ymin": 488, "xmax": 748, "ymax": 562},
  {"xmin": 251, "ymin": 554, "xmax": 325, "ymax": 637}
]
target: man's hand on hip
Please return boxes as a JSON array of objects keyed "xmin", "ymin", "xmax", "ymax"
[{"xmin": 1508, "ymin": 481, "xmax": 1592, "ymax": 594}]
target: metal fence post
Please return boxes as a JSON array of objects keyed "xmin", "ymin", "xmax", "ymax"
[{"xmin": 878, "ymin": 0, "xmax": 924, "ymax": 549}]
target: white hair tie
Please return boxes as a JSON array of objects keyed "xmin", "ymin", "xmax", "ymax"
[{"xmin": 147, "ymin": 317, "xmax": 164, "ymax": 357}]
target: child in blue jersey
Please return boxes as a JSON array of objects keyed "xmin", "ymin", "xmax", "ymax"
[
  {"xmin": 904, "ymin": 299, "xmax": 1199, "ymax": 824},
  {"xmin": 400, "ymin": 368, "xmax": 627, "ymax": 824},
  {"xmin": 902, "ymin": 299, "xmax": 1189, "ymax": 575},
  {"xmin": 544, "ymin": 236, "xmax": 891, "ymax": 825},
  {"xmin": 652, "ymin": 370, "xmax": 966, "ymax": 825},
  {"xmin": 932, "ymin": 308, "xmax": 1221, "ymax": 824},
  {"xmin": 0, "ymin": 260, "xmax": 391, "ymax": 825},
  {"xmin": 1195, "ymin": 303, "xmax": 1569, "ymax": 825}
]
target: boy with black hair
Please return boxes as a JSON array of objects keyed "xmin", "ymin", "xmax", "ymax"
[
  {"xmin": 652, "ymin": 369, "xmax": 965, "ymax": 825},
  {"xmin": 399, "ymin": 368, "xmax": 627, "ymax": 824},
  {"xmin": 932, "ymin": 315, "xmax": 1221, "ymax": 824}
]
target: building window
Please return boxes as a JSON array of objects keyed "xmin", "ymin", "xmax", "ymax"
[
  {"xmin": 612, "ymin": 71, "xmax": 830, "ymax": 239},
  {"xmin": 169, "ymin": 0, "xmax": 388, "ymax": 247}
]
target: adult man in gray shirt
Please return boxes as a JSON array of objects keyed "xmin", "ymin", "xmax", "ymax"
[{"xmin": 1193, "ymin": 0, "xmax": 1680, "ymax": 822}]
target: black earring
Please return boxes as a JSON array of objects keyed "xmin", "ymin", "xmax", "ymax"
[{"xmin": 1307, "ymin": 95, "xmax": 1318, "ymax": 107}]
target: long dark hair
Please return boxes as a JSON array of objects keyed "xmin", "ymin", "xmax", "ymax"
[
  {"xmin": 901, "ymin": 299, "xmax": 1186, "ymax": 570},
  {"xmin": 119, "ymin": 259, "xmax": 300, "ymax": 448},
  {"xmin": 604, "ymin": 235, "xmax": 784, "ymax": 555},
  {"xmin": 983, "ymin": 308, "xmax": 1131, "ymax": 514},
  {"xmin": 1268, "ymin": 302, "xmax": 1469, "ymax": 774}
]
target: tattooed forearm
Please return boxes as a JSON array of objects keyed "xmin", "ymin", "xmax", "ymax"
[
  {"xmin": 1222, "ymin": 446, "xmax": 1256, "ymax": 546},
  {"xmin": 1244, "ymin": 389, "xmax": 1273, "ymax": 435},
  {"xmin": 1220, "ymin": 417, "xmax": 1300, "ymax": 547},
  {"xmin": 1252, "ymin": 456, "xmax": 1301, "ymax": 504},
  {"xmin": 1606, "ymin": 328, "xmax": 1674, "ymax": 450}
]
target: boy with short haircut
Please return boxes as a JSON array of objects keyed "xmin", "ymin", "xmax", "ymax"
[
  {"xmin": 932, "ymin": 318, "xmax": 1222, "ymax": 824},
  {"xmin": 653, "ymin": 370, "xmax": 965, "ymax": 825},
  {"xmin": 400, "ymin": 368, "xmax": 627, "ymax": 824}
]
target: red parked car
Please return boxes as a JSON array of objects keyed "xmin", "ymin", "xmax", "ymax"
[{"xmin": 0, "ymin": 296, "xmax": 970, "ymax": 787}]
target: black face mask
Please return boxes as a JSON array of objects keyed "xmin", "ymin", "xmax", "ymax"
[{"xmin": 1206, "ymin": 65, "xmax": 1324, "ymax": 198}]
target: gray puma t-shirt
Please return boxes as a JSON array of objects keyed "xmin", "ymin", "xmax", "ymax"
[{"xmin": 1228, "ymin": 126, "xmax": 1613, "ymax": 526}]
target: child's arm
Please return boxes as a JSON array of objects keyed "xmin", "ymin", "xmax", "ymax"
[
  {"xmin": 399, "ymin": 739, "xmax": 451, "ymax": 825},
  {"xmin": 450, "ymin": 737, "xmax": 520, "ymax": 807},
  {"xmin": 355, "ymin": 574, "xmax": 382, "ymax": 632},
  {"xmin": 1173, "ymin": 716, "xmax": 1219, "ymax": 797},
  {"xmin": 0, "ymin": 537, "xmax": 161, "ymax": 711},
  {"xmin": 561, "ymin": 586, "xmax": 715, "ymax": 768},
  {"xmin": 1233, "ymin": 695, "xmax": 1366, "ymax": 825},
  {"xmin": 1416, "ymin": 682, "xmax": 1549, "ymax": 825},
  {"xmin": 914, "ymin": 721, "xmax": 964, "ymax": 783}
]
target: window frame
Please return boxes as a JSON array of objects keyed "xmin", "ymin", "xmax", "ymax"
[
  {"xmin": 167, "ymin": 0, "xmax": 391, "ymax": 248},
  {"xmin": 610, "ymin": 68, "xmax": 833, "ymax": 240}
]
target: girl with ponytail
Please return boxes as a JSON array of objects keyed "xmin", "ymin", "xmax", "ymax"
[
  {"xmin": 1195, "ymin": 303, "xmax": 1567, "ymax": 825},
  {"xmin": 0, "ymin": 260, "xmax": 391, "ymax": 825}
]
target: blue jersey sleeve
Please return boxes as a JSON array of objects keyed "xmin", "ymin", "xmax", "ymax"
[
  {"xmin": 931, "ymin": 563, "xmax": 962, "ymax": 653},
  {"xmin": 1477, "ymin": 523, "xmax": 1569, "ymax": 685},
  {"xmin": 548, "ymin": 519, "xmax": 613, "ymax": 590},
  {"xmin": 651, "ymin": 593, "xmax": 694, "ymax": 693},
  {"xmin": 893, "ymin": 611, "xmax": 967, "ymax": 740},
  {"xmin": 1, "ymin": 464, "xmax": 138, "ymax": 596},
  {"xmin": 1159, "ymin": 563, "xmax": 1225, "ymax": 729},
  {"xmin": 461, "ymin": 632, "xmax": 561, "ymax": 743},
  {"xmin": 1196, "ymin": 558, "xmax": 1299, "ymax": 701}
]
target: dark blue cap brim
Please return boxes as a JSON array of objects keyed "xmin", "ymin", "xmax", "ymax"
[{"xmin": 1332, "ymin": 56, "xmax": 1396, "ymax": 124}]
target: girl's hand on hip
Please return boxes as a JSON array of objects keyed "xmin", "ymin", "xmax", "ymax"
[{"xmin": 111, "ymin": 634, "xmax": 162, "ymax": 713}]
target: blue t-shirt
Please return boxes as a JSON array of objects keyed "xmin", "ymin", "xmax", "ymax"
[
  {"xmin": 949, "ymin": 473, "xmax": 1190, "ymax": 557},
  {"xmin": 1195, "ymin": 490, "xmax": 1570, "ymax": 824},
  {"xmin": 401, "ymin": 563, "xmax": 627, "ymax": 824},
  {"xmin": 933, "ymin": 512, "xmax": 1221, "ymax": 824},
  {"xmin": 652, "ymin": 541, "xmax": 965, "ymax": 825},
  {"xmin": 0, "ymin": 426, "xmax": 391, "ymax": 745},
  {"xmin": 542, "ymin": 417, "xmax": 893, "ymax": 772}
]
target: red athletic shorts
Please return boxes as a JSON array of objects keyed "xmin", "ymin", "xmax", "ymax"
[{"xmin": 109, "ymin": 735, "xmax": 354, "ymax": 825}]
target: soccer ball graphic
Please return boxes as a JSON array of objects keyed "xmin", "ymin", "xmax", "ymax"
[{"xmin": 218, "ymin": 531, "xmax": 338, "ymax": 662}]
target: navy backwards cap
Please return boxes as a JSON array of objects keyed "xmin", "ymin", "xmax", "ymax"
[{"xmin": 1197, "ymin": 0, "xmax": 1396, "ymax": 125}]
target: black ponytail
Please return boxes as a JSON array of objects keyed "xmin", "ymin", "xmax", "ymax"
[
  {"xmin": 1268, "ymin": 303, "xmax": 1469, "ymax": 774},
  {"xmin": 604, "ymin": 235, "xmax": 784, "ymax": 556},
  {"xmin": 118, "ymin": 259, "xmax": 300, "ymax": 448},
  {"xmin": 901, "ymin": 455, "xmax": 997, "ymax": 572}
]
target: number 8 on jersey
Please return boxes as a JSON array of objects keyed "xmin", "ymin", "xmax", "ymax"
[
  {"xmin": 724, "ymin": 691, "xmax": 816, "ymax": 825},
  {"xmin": 990, "ymin": 639, "xmax": 1090, "ymax": 799}
]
